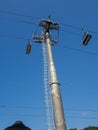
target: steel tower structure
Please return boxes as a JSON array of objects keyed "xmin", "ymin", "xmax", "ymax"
[{"xmin": 33, "ymin": 16, "xmax": 67, "ymax": 130}]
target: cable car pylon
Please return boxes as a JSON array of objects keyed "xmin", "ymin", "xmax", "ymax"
[{"xmin": 33, "ymin": 16, "xmax": 67, "ymax": 130}]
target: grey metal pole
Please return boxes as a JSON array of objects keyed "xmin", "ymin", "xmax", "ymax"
[{"xmin": 45, "ymin": 32, "xmax": 67, "ymax": 130}]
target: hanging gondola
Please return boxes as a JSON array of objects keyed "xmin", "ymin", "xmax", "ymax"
[
  {"xmin": 82, "ymin": 30, "xmax": 92, "ymax": 46},
  {"xmin": 26, "ymin": 40, "xmax": 32, "ymax": 54}
]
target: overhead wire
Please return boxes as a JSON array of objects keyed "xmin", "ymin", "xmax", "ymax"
[
  {"xmin": 0, "ymin": 114, "xmax": 98, "ymax": 120},
  {"xmin": 18, "ymin": 20, "xmax": 98, "ymax": 37},
  {"xmin": 0, "ymin": 10, "xmax": 98, "ymax": 72},
  {"xmin": 0, "ymin": 9, "xmax": 40, "ymax": 20},
  {"xmin": 0, "ymin": 9, "xmax": 98, "ymax": 35},
  {"xmin": 0, "ymin": 34, "xmax": 29, "ymax": 41},
  {"xmin": 19, "ymin": 20, "xmax": 37, "ymax": 26},
  {"xmin": 0, "ymin": 105, "xmax": 98, "ymax": 112},
  {"xmin": 0, "ymin": 33, "xmax": 98, "ymax": 57},
  {"xmin": 61, "ymin": 22, "xmax": 98, "ymax": 35},
  {"xmin": 57, "ymin": 44, "xmax": 98, "ymax": 56},
  {"xmin": 59, "ymin": 29, "xmax": 81, "ymax": 36},
  {"xmin": 0, "ymin": 9, "xmax": 98, "ymax": 46},
  {"xmin": 61, "ymin": 23, "xmax": 82, "ymax": 31},
  {"xmin": 66, "ymin": 116, "xmax": 98, "ymax": 119}
]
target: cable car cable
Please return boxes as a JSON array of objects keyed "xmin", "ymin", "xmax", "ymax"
[
  {"xmin": 0, "ymin": 105, "xmax": 98, "ymax": 112},
  {"xmin": 0, "ymin": 9, "xmax": 40, "ymax": 20},
  {"xmin": 57, "ymin": 44, "xmax": 98, "ymax": 56},
  {"xmin": 0, "ymin": 33, "xmax": 98, "ymax": 57},
  {"xmin": 60, "ymin": 23, "xmax": 82, "ymax": 31},
  {"xmin": 0, "ymin": 9, "xmax": 98, "ymax": 36}
]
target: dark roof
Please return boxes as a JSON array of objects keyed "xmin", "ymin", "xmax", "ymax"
[{"xmin": 5, "ymin": 121, "xmax": 31, "ymax": 130}]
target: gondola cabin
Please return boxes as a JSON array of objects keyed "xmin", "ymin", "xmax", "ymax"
[
  {"xmin": 26, "ymin": 43, "xmax": 32, "ymax": 54},
  {"xmin": 82, "ymin": 33, "xmax": 92, "ymax": 46}
]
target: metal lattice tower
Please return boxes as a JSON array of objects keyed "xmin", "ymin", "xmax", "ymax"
[{"xmin": 42, "ymin": 43, "xmax": 54, "ymax": 130}]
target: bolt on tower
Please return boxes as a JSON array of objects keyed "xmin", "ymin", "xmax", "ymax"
[{"xmin": 33, "ymin": 16, "xmax": 67, "ymax": 130}]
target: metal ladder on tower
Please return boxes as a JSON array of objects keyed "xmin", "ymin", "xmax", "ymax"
[{"xmin": 42, "ymin": 43, "xmax": 54, "ymax": 130}]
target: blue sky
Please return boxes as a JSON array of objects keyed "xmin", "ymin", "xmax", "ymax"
[{"xmin": 0, "ymin": 0, "xmax": 98, "ymax": 130}]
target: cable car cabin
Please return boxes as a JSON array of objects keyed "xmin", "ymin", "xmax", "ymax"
[
  {"xmin": 82, "ymin": 33, "xmax": 92, "ymax": 46},
  {"xmin": 26, "ymin": 43, "xmax": 32, "ymax": 54}
]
